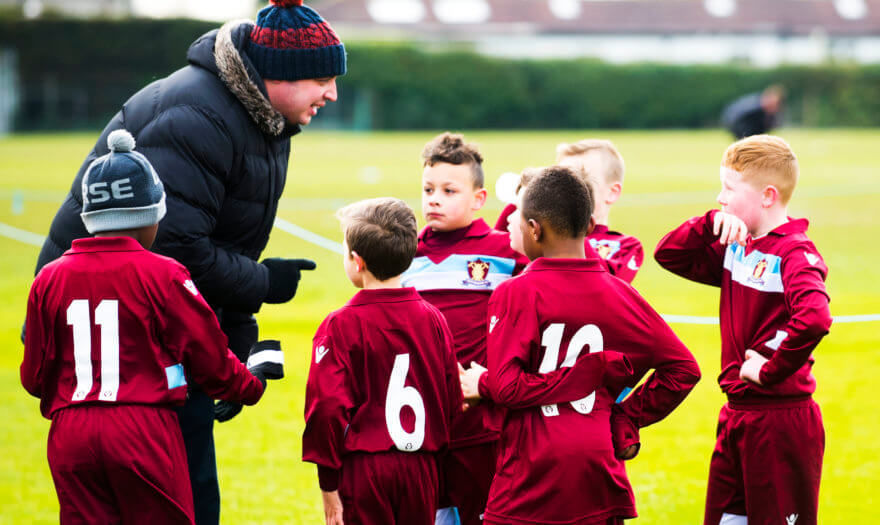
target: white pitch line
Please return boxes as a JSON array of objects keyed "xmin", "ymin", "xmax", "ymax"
[
  {"xmin": 0, "ymin": 221, "xmax": 46, "ymax": 247},
  {"xmin": 273, "ymin": 217, "xmax": 345, "ymax": 255},
  {"xmin": 1, "ymin": 218, "xmax": 876, "ymax": 325}
]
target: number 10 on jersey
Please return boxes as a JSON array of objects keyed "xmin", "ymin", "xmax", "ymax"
[{"xmin": 538, "ymin": 323, "xmax": 603, "ymax": 417}]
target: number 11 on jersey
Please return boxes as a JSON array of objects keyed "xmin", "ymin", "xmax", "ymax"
[{"xmin": 67, "ymin": 299, "xmax": 120, "ymax": 402}]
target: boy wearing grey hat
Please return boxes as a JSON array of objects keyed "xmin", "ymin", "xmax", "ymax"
[{"xmin": 22, "ymin": 130, "xmax": 284, "ymax": 525}]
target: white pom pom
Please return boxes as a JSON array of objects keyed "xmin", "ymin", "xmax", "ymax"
[
  {"xmin": 495, "ymin": 171, "xmax": 521, "ymax": 205},
  {"xmin": 107, "ymin": 129, "xmax": 136, "ymax": 153}
]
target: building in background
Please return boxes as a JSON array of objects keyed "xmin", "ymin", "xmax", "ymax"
[{"xmin": 315, "ymin": 0, "xmax": 880, "ymax": 65}]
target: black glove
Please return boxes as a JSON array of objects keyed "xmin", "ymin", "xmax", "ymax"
[
  {"xmin": 214, "ymin": 400, "xmax": 243, "ymax": 422},
  {"xmin": 246, "ymin": 339, "xmax": 285, "ymax": 385},
  {"xmin": 214, "ymin": 340, "xmax": 284, "ymax": 423},
  {"xmin": 262, "ymin": 258, "xmax": 316, "ymax": 304}
]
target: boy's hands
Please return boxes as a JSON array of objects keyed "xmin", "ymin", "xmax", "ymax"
[
  {"xmin": 216, "ymin": 340, "xmax": 284, "ymax": 423},
  {"xmin": 459, "ymin": 362, "xmax": 487, "ymax": 402},
  {"xmin": 611, "ymin": 406, "xmax": 641, "ymax": 461},
  {"xmin": 713, "ymin": 211, "xmax": 749, "ymax": 246},
  {"xmin": 739, "ymin": 349, "xmax": 767, "ymax": 385},
  {"xmin": 322, "ymin": 490, "xmax": 344, "ymax": 525}
]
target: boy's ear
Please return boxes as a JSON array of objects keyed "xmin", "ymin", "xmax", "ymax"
[
  {"xmin": 587, "ymin": 215, "xmax": 596, "ymax": 235},
  {"xmin": 528, "ymin": 218, "xmax": 542, "ymax": 242},
  {"xmin": 472, "ymin": 187, "xmax": 488, "ymax": 210},
  {"xmin": 607, "ymin": 181, "xmax": 623, "ymax": 205},
  {"xmin": 762, "ymin": 185, "xmax": 780, "ymax": 208},
  {"xmin": 350, "ymin": 250, "xmax": 365, "ymax": 273}
]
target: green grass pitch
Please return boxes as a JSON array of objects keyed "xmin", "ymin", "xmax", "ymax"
[{"xmin": 0, "ymin": 129, "xmax": 877, "ymax": 524}]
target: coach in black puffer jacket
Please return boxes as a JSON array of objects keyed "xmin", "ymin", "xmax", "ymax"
[{"xmin": 33, "ymin": 2, "xmax": 346, "ymax": 523}]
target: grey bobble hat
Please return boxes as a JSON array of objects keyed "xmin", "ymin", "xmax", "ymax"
[{"xmin": 80, "ymin": 129, "xmax": 166, "ymax": 234}]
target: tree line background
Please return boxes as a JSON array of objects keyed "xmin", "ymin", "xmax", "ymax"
[{"xmin": 2, "ymin": 15, "xmax": 879, "ymax": 131}]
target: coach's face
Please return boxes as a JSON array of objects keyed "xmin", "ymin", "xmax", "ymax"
[{"xmin": 265, "ymin": 77, "xmax": 338, "ymax": 126}]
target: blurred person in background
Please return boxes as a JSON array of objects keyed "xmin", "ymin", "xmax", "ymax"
[
  {"xmin": 722, "ymin": 85, "xmax": 785, "ymax": 139},
  {"xmin": 31, "ymin": 1, "xmax": 345, "ymax": 523}
]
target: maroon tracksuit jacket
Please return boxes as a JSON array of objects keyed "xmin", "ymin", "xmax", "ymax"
[
  {"xmin": 655, "ymin": 211, "xmax": 832, "ymax": 398},
  {"xmin": 302, "ymin": 288, "xmax": 463, "ymax": 490},
  {"xmin": 482, "ymin": 257, "xmax": 700, "ymax": 524},
  {"xmin": 22, "ymin": 236, "xmax": 263, "ymax": 524}
]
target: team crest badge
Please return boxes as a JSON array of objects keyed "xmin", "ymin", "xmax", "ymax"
[
  {"xmin": 462, "ymin": 259, "xmax": 492, "ymax": 287},
  {"xmin": 748, "ymin": 258, "xmax": 768, "ymax": 284},
  {"xmin": 596, "ymin": 244, "xmax": 613, "ymax": 259}
]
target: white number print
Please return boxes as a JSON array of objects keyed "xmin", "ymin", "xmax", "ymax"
[
  {"xmin": 66, "ymin": 299, "xmax": 120, "ymax": 402},
  {"xmin": 384, "ymin": 354, "xmax": 426, "ymax": 452},
  {"xmin": 537, "ymin": 323, "xmax": 603, "ymax": 417}
]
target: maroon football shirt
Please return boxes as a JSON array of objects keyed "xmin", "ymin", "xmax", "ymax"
[
  {"xmin": 588, "ymin": 224, "xmax": 644, "ymax": 284},
  {"xmin": 401, "ymin": 218, "xmax": 528, "ymax": 448},
  {"xmin": 483, "ymin": 257, "xmax": 700, "ymax": 524},
  {"xmin": 655, "ymin": 210, "xmax": 832, "ymax": 398},
  {"xmin": 495, "ymin": 203, "xmax": 643, "ymax": 282},
  {"xmin": 22, "ymin": 237, "xmax": 264, "ymax": 419},
  {"xmin": 302, "ymin": 288, "xmax": 463, "ymax": 487}
]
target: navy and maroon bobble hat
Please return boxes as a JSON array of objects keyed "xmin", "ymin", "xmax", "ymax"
[{"xmin": 248, "ymin": 0, "xmax": 347, "ymax": 81}]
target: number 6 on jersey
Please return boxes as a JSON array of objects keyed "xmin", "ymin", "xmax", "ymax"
[{"xmin": 385, "ymin": 353, "xmax": 426, "ymax": 452}]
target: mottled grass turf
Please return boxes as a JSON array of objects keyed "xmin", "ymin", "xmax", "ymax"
[{"xmin": 1, "ymin": 129, "xmax": 876, "ymax": 524}]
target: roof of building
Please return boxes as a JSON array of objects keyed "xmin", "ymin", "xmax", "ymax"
[{"xmin": 312, "ymin": 0, "xmax": 880, "ymax": 36}]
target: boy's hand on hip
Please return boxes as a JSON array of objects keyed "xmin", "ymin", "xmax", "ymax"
[
  {"xmin": 739, "ymin": 349, "xmax": 767, "ymax": 385},
  {"xmin": 322, "ymin": 490, "xmax": 344, "ymax": 525},
  {"xmin": 713, "ymin": 211, "xmax": 749, "ymax": 246},
  {"xmin": 459, "ymin": 361, "xmax": 487, "ymax": 401}
]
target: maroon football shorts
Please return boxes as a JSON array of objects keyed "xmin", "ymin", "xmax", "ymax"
[
  {"xmin": 340, "ymin": 450, "xmax": 440, "ymax": 525},
  {"xmin": 47, "ymin": 405, "xmax": 194, "ymax": 524},
  {"xmin": 704, "ymin": 398, "xmax": 824, "ymax": 525},
  {"xmin": 442, "ymin": 441, "xmax": 499, "ymax": 525}
]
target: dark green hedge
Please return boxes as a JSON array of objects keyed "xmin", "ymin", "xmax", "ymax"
[{"xmin": 2, "ymin": 16, "xmax": 879, "ymax": 130}]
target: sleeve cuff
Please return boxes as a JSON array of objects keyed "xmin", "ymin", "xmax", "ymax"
[
  {"xmin": 477, "ymin": 371, "xmax": 491, "ymax": 400},
  {"xmin": 317, "ymin": 465, "xmax": 340, "ymax": 492}
]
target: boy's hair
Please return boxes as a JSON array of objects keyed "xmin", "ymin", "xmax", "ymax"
[
  {"xmin": 555, "ymin": 139, "xmax": 625, "ymax": 184},
  {"xmin": 336, "ymin": 197, "xmax": 418, "ymax": 281},
  {"xmin": 515, "ymin": 167, "xmax": 543, "ymax": 195},
  {"xmin": 421, "ymin": 132, "xmax": 485, "ymax": 188},
  {"xmin": 722, "ymin": 134, "xmax": 798, "ymax": 204},
  {"xmin": 521, "ymin": 166, "xmax": 594, "ymax": 239}
]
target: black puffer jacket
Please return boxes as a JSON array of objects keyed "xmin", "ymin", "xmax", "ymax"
[
  {"xmin": 721, "ymin": 92, "xmax": 777, "ymax": 139},
  {"xmin": 36, "ymin": 21, "xmax": 299, "ymax": 316}
]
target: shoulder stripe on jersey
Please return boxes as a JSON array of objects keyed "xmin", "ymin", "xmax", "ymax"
[
  {"xmin": 401, "ymin": 254, "xmax": 516, "ymax": 291},
  {"xmin": 723, "ymin": 244, "xmax": 784, "ymax": 293},
  {"xmin": 165, "ymin": 364, "xmax": 187, "ymax": 390},
  {"xmin": 588, "ymin": 238, "xmax": 622, "ymax": 257}
]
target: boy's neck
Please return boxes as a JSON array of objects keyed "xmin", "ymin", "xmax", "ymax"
[
  {"xmin": 593, "ymin": 212, "xmax": 609, "ymax": 227},
  {"xmin": 360, "ymin": 274, "xmax": 402, "ymax": 290},
  {"xmin": 752, "ymin": 206, "xmax": 789, "ymax": 238},
  {"xmin": 538, "ymin": 237, "xmax": 586, "ymax": 260}
]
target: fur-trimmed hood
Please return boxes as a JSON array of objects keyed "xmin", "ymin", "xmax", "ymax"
[{"xmin": 187, "ymin": 20, "xmax": 288, "ymax": 136}]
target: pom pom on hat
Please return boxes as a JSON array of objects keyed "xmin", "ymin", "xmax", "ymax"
[
  {"xmin": 107, "ymin": 129, "xmax": 136, "ymax": 153},
  {"xmin": 80, "ymin": 129, "xmax": 166, "ymax": 234},
  {"xmin": 270, "ymin": 0, "xmax": 303, "ymax": 6}
]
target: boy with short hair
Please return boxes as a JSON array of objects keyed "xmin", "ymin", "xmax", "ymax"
[
  {"xmin": 495, "ymin": 139, "xmax": 643, "ymax": 282},
  {"xmin": 21, "ymin": 130, "xmax": 281, "ymax": 525},
  {"xmin": 471, "ymin": 166, "xmax": 700, "ymax": 525},
  {"xmin": 401, "ymin": 132, "xmax": 528, "ymax": 525},
  {"xmin": 303, "ymin": 197, "xmax": 463, "ymax": 525},
  {"xmin": 655, "ymin": 135, "xmax": 832, "ymax": 525}
]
